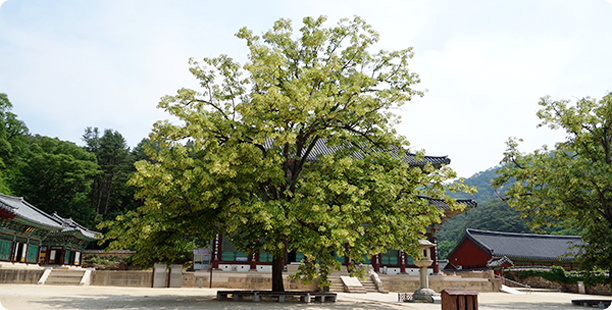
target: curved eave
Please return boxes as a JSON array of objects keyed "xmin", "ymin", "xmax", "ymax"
[
  {"xmin": 50, "ymin": 229, "xmax": 101, "ymax": 242},
  {"xmin": 496, "ymin": 254, "xmax": 578, "ymax": 262},
  {"xmin": 0, "ymin": 207, "xmax": 17, "ymax": 219},
  {"xmin": 13, "ymin": 216, "xmax": 63, "ymax": 232},
  {"xmin": 405, "ymin": 154, "xmax": 451, "ymax": 167},
  {"xmin": 418, "ymin": 196, "xmax": 478, "ymax": 211}
]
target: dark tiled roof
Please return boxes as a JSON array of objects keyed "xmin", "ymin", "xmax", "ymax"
[
  {"xmin": 465, "ymin": 228, "xmax": 583, "ymax": 262},
  {"xmin": 487, "ymin": 256, "xmax": 514, "ymax": 267},
  {"xmin": 0, "ymin": 194, "xmax": 63, "ymax": 230},
  {"xmin": 51, "ymin": 213, "xmax": 101, "ymax": 240},
  {"xmin": 263, "ymin": 138, "xmax": 450, "ymax": 167},
  {"xmin": 0, "ymin": 193, "xmax": 100, "ymax": 240},
  {"xmin": 419, "ymin": 196, "xmax": 478, "ymax": 211}
]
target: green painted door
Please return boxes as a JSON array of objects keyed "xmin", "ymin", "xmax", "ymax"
[{"xmin": 0, "ymin": 239, "xmax": 11, "ymax": 261}]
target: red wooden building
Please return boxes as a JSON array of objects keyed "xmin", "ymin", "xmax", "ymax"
[{"xmin": 445, "ymin": 229, "xmax": 583, "ymax": 275}]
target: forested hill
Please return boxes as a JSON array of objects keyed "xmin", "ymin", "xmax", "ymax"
[
  {"xmin": 437, "ymin": 166, "xmax": 578, "ymax": 259},
  {"xmin": 447, "ymin": 167, "xmax": 500, "ymax": 202}
]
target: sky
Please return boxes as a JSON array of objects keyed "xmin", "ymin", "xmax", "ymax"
[{"xmin": 1, "ymin": 0, "xmax": 611, "ymax": 179}]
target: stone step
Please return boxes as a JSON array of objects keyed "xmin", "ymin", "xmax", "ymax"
[
  {"xmin": 49, "ymin": 271, "xmax": 85, "ymax": 276},
  {"xmin": 328, "ymin": 276, "xmax": 345, "ymax": 293},
  {"xmin": 363, "ymin": 285, "xmax": 378, "ymax": 292},
  {"xmin": 44, "ymin": 270, "xmax": 85, "ymax": 286},
  {"xmin": 45, "ymin": 280, "xmax": 81, "ymax": 285},
  {"xmin": 346, "ymin": 286, "xmax": 367, "ymax": 294},
  {"xmin": 358, "ymin": 275, "xmax": 386, "ymax": 293}
]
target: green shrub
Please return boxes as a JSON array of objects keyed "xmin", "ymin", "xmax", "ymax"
[{"xmin": 510, "ymin": 266, "xmax": 607, "ymax": 286}]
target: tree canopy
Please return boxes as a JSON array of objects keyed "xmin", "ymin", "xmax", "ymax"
[
  {"xmin": 11, "ymin": 135, "xmax": 100, "ymax": 225},
  {"xmin": 494, "ymin": 92, "xmax": 612, "ymax": 282},
  {"xmin": 83, "ymin": 127, "xmax": 134, "ymax": 221},
  {"xmin": 101, "ymin": 16, "xmax": 471, "ymax": 291}
]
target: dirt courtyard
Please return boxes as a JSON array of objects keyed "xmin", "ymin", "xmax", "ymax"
[{"xmin": 1, "ymin": 284, "xmax": 611, "ymax": 310}]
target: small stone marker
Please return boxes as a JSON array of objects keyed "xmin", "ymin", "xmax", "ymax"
[
  {"xmin": 168, "ymin": 264, "xmax": 183, "ymax": 288},
  {"xmin": 152, "ymin": 264, "xmax": 167, "ymax": 288}
]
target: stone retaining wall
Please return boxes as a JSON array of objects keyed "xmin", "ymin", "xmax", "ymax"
[
  {"xmin": 182, "ymin": 271, "xmax": 317, "ymax": 290},
  {"xmin": 91, "ymin": 270, "xmax": 152, "ymax": 287},
  {"xmin": 0, "ymin": 269, "xmax": 44, "ymax": 284},
  {"xmin": 380, "ymin": 274, "xmax": 501, "ymax": 293},
  {"xmin": 0, "ymin": 266, "xmax": 502, "ymax": 292}
]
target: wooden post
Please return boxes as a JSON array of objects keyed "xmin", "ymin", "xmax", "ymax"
[{"xmin": 441, "ymin": 289, "xmax": 478, "ymax": 310}]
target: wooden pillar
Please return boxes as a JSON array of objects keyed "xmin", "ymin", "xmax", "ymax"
[
  {"xmin": 428, "ymin": 233, "xmax": 440, "ymax": 274},
  {"xmin": 372, "ymin": 254, "xmax": 380, "ymax": 272},
  {"xmin": 212, "ymin": 234, "xmax": 220, "ymax": 268},
  {"xmin": 36, "ymin": 244, "xmax": 42, "ymax": 264},
  {"xmin": 250, "ymin": 253, "xmax": 257, "ymax": 270},
  {"xmin": 344, "ymin": 243, "xmax": 349, "ymax": 266},
  {"xmin": 399, "ymin": 251, "xmax": 406, "ymax": 273},
  {"xmin": 9, "ymin": 236, "xmax": 15, "ymax": 262}
]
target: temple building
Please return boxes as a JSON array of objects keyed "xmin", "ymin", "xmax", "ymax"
[
  {"xmin": 445, "ymin": 228, "xmax": 583, "ymax": 275},
  {"xmin": 0, "ymin": 193, "xmax": 100, "ymax": 266},
  {"xmin": 208, "ymin": 149, "xmax": 477, "ymax": 275}
]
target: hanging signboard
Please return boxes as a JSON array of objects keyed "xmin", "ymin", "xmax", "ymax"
[{"xmin": 193, "ymin": 248, "xmax": 211, "ymax": 270}]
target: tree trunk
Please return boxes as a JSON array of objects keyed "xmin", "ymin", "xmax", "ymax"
[{"xmin": 272, "ymin": 254, "xmax": 285, "ymax": 292}]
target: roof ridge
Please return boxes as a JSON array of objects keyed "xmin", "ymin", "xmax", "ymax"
[
  {"xmin": 466, "ymin": 228, "xmax": 581, "ymax": 239},
  {"xmin": 0, "ymin": 193, "xmax": 23, "ymax": 201}
]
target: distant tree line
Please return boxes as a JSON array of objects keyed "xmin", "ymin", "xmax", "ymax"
[{"xmin": 0, "ymin": 93, "xmax": 148, "ymax": 234}]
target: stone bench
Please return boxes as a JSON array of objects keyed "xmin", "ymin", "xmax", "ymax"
[
  {"xmin": 571, "ymin": 299, "xmax": 612, "ymax": 308},
  {"xmin": 216, "ymin": 290, "xmax": 337, "ymax": 303}
]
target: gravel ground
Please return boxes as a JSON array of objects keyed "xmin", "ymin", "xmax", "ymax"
[{"xmin": 1, "ymin": 284, "xmax": 611, "ymax": 310}]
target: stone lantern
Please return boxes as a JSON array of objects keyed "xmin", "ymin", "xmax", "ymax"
[{"xmin": 412, "ymin": 239, "xmax": 437, "ymax": 302}]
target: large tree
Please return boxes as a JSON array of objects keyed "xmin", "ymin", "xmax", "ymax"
[
  {"xmin": 102, "ymin": 16, "xmax": 470, "ymax": 291},
  {"xmin": 83, "ymin": 127, "xmax": 133, "ymax": 220},
  {"xmin": 494, "ymin": 92, "xmax": 612, "ymax": 282}
]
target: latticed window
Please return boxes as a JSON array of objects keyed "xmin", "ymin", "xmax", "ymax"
[
  {"xmin": 220, "ymin": 235, "xmax": 248, "ymax": 262},
  {"xmin": 258, "ymin": 249, "xmax": 273, "ymax": 262},
  {"xmin": 380, "ymin": 249, "xmax": 399, "ymax": 265},
  {"xmin": 406, "ymin": 255, "xmax": 414, "ymax": 265}
]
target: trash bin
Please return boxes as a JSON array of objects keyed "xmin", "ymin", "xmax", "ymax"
[{"xmin": 441, "ymin": 289, "xmax": 478, "ymax": 310}]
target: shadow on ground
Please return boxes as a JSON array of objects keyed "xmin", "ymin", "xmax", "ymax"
[{"xmin": 27, "ymin": 294, "xmax": 408, "ymax": 310}]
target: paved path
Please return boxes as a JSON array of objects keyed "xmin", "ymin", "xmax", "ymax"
[{"xmin": 1, "ymin": 284, "xmax": 611, "ymax": 310}]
